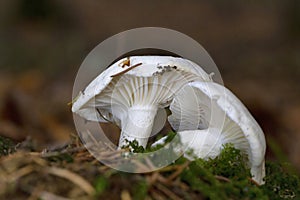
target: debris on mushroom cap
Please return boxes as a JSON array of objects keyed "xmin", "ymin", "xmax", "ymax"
[
  {"xmin": 119, "ymin": 57, "xmax": 130, "ymax": 68},
  {"xmin": 167, "ymin": 82, "xmax": 266, "ymax": 185},
  {"xmin": 72, "ymin": 56, "xmax": 212, "ymax": 148}
]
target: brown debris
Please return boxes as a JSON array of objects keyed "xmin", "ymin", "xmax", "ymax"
[{"xmin": 46, "ymin": 167, "xmax": 95, "ymax": 195}]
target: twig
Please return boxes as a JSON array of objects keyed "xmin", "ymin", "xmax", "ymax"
[
  {"xmin": 7, "ymin": 165, "xmax": 34, "ymax": 182},
  {"xmin": 157, "ymin": 165, "xmax": 180, "ymax": 172},
  {"xmin": 145, "ymin": 157, "xmax": 156, "ymax": 171},
  {"xmin": 215, "ymin": 175, "xmax": 231, "ymax": 182},
  {"xmin": 96, "ymin": 108, "xmax": 112, "ymax": 123},
  {"xmin": 131, "ymin": 159, "xmax": 150, "ymax": 172},
  {"xmin": 31, "ymin": 155, "xmax": 48, "ymax": 166},
  {"xmin": 155, "ymin": 183, "xmax": 182, "ymax": 200},
  {"xmin": 147, "ymin": 172, "xmax": 159, "ymax": 185},
  {"xmin": 110, "ymin": 63, "xmax": 142, "ymax": 77},
  {"xmin": 98, "ymin": 165, "xmax": 110, "ymax": 172},
  {"xmin": 39, "ymin": 147, "xmax": 86, "ymax": 158},
  {"xmin": 167, "ymin": 162, "xmax": 190, "ymax": 182},
  {"xmin": 74, "ymin": 152, "xmax": 94, "ymax": 162},
  {"xmin": 248, "ymin": 177, "xmax": 260, "ymax": 186},
  {"xmin": 121, "ymin": 190, "xmax": 132, "ymax": 200},
  {"xmin": 46, "ymin": 167, "xmax": 95, "ymax": 196},
  {"xmin": 150, "ymin": 189, "xmax": 165, "ymax": 200},
  {"xmin": 85, "ymin": 130, "xmax": 100, "ymax": 147},
  {"xmin": 37, "ymin": 191, "xmax": 71, "ymax": 200},
  {"xmin": 175, "ymin": 180, "xmax": 189, "ymax": 191},
  {"xmin": 29, "ymin": 152, "xmax": 41, "ymax": 156},
  {"xmin": 157, "ymin": 174, "xmax": 170, "ymax": 185}
]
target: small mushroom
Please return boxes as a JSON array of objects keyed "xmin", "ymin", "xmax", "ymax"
[
  {"xmin": 156, "ymin": 81, "xmax": 266, "ymax": 184},
  {"xmin": 72, "ymin": 56, "xmax": 211, "ymax": 148}
]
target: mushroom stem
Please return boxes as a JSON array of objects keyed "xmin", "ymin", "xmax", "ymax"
[{"xmin": 119, "ymin": 105, "xmax": 158, "ymax": 149}]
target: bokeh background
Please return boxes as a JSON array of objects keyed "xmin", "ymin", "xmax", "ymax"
[{"xmin": 0, "ymin": 0, "xmax": 299, "ymax": 172}]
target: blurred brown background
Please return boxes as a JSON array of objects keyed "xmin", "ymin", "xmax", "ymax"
[{"xmin": 0, "ymin": 0, "xmax": 299, "ymax": 171}]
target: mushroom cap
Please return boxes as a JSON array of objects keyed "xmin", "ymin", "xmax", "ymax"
[
  {"xmin": 168, "ymin": 81, "xmax": 266, "ymax": 184},
  {"xmin": 72, "ymin": 56, "xmax": 211, "ymax": 138},
  {"xmin": 72, "ymin": 56, "xmax": 211, "ymax": 116},
  {"xmin": 178, "ymin": 128, "xmax": 224, "ymax": 160}
]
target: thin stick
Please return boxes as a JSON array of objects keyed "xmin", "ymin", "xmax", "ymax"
[
  {"xmin": 150, "ymin": 190, "xmax": 165, "ymax": 200},
  {"xmin": 110, "ymin": 63, "xmax": 142, "ymax": 77},
  {"xmin": 248, "ymin": 177, "xmax": 260, "ymax": 186},
  {"xmin": 131, "ymin": 159, "xmax": 150, "ymax": 172},
  {"xmin": 167, "ymin": 162, "xmax": 190, "ymax": 182},
  {"xmin": 145, "ymin": 157, "xmax": 156, "ymax": 171},
  {"xmin": 147, "ymin": 172, "xmax": 159, "ymax": 185},
  {"xmin": 215, "ymin": 175, "xmax": 231, "ymax": 182},
  {"xmin": 38, "ymin": 191, "xmax": 71, "ymax": 200},
  {"xmin": 40, "ymin": 147, "xmax": 86, "ymax": 158},
  {"xmin": 155, "ymin": 183, "xmax": 182, "ymax": 200},
  {"xmin": 96, "ymin": 108, "xmax": 112, "ymax": 123},
  {"xmin": 157, "ymin": 174, "xmax": 170, "ymax": 185},
  {"xmin": 46, "ymin": 167, "xmax": 95, "ymax": 195},
  {"xmin": 8, "ymin": 165, "xmax": 34, "ymax": 182}
]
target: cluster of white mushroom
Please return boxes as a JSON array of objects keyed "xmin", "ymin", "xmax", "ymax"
[{"xmin": 72, "ymin": 56, "xmax": 266, "ymax": 185}]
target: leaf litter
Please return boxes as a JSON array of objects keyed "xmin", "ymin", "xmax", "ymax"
[{"xmin": 0, "ymin": 133, "xmax": 299, "ymax": 200}]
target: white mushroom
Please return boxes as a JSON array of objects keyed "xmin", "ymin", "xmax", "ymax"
[
  {"xmin": 72, "ymin": 56, "xmax": 211, "ymax": 148},
  {"xmin": 155, "ymin": 81, "xmax": 266, "ymax": 184}
]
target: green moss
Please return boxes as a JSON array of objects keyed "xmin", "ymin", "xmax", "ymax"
[
  {"xmin": 122, "ymin": 131, "xmax": 178, "ymax": 153},
  {"xmin": 113, "ymin": 135, "xmax": 300, "ymax": 199},
  {"xmin": 179, "ymin": 144, "xmax": 299, "ymax": 200},
  {"xmin": 132, "ymin": 180, "xmax": 148, "ymax": 200},
  {"xmin": 45, "ymin": 153, "xmax": 74, "ymax": 163},
  {"xmin": 94, "ymin": 176, "xmax": 109, "ymax": 196},
  {"xmin": 201, "ymin": 144, "xmax": 250, "ymax": 180},
  {"xmin": 262, "ymin": 162, "xmax": 300, "ymax": 199},
  {"xmin": 122, "ymin": 139, "xmax": 145, "ymax": 153},
  {"xmin": 0, "ymin": 136, "xmax": 15, "ymax": 156},
  {"xmin": 180, "ymin": 146, "xmax": 266, "ymax": 199}
]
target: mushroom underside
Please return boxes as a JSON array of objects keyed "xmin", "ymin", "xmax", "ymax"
[
  {"xmin": 165, "ymin": 81, "xmax": 266, "ymax": 184},
  {"xmin": 83, "ymin": 70, "xmax": 203, "ymax": 148}
]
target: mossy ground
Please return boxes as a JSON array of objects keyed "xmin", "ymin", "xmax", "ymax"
[
  {"xmin": 0, "ymin": 133, "xmax": 299, "ymax": 200},
  {"xmin": 0, "ymin": 136, "xmax": 15, "ymax": 156}
]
